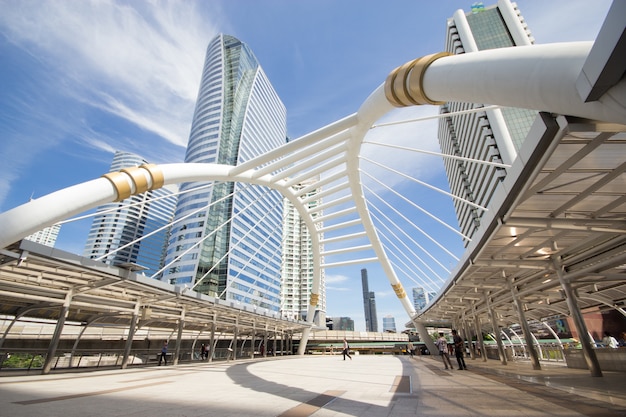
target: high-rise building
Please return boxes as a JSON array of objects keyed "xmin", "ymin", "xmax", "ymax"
[
  {"xmin": 382, "ymin": 315, "xmax": 397, "ymax": 333},
  {"xmin": 164, "ymin": 34, "xmax": 287, "ymax": 312},
  {"xmin": 439, "ymin": 0, "xmax": 538, "ymax": 242},
  {"xmin": 84, "ymin": 151, "xmax": 178, "ymax": 276},
  {"xmin": 280, "ymin": 178, "xmax": 326, "ymax": 325},
  {"xmin": 331, "ymin": 317, "xmax": 355, "ymax": 331},
  {"xmin": 25, "ymin": 224, "xmax": 61, "ymax": 247},
  {"xmin": 361, "ymin": 268, "xmax": 378, "ymax": 332},
  {"xmin": 412, "ymin": 287, "xmax": 428, "ymax": 312}
]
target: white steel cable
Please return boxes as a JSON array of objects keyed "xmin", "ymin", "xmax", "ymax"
[
  {"xmin": 361, "ymin": 170, "xmax": 470, "ymax": 242},
  {"xmin": 370, "ymin": 211, "xmax": 446, "ymax": 292}
]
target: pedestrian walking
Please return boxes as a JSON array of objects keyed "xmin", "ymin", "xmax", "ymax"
[
  {"xmin": 435, "ymin": 332, "xmax": 453, "ymax": 370},
  {"xmin": 342, "ymin": 338, "xmax": 352, "ymax": 360}
]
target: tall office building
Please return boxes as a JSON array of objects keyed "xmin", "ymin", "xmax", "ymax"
[
  {"xmin": 382, "ymin": 315, "xmax": 397, "ymax": 333},
  {"xmin": 330, "ymin": 317, "xmax": 355, "ymax": 331},
  {"xmin": 361, "ymin": 268, "xmax": 378, "ymax": 332},
  {"xmin": 164, "ymin": 34, "xmax": 287, "ymax": 312},
  {"xmin": 280, "ymin": 179, "xmax": 326, "ymax": 325},
  {"xmin": 438, "ymin": 0, "xmax": 538, "ymax": 242},
  {"xmin": 84, "ymin": 151, "xmax": 178, "ymax": 276},
  {"xmin": 25, "ymin": 224, "xmax": 61, "ymax": 247},
  {"xmin": 412, "ymin": 287, "xmax": 428, "ymax": 312}
]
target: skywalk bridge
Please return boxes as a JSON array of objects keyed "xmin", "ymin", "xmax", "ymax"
[{"xmin": 1, "ymin": 1, "xmax": 625, "ymax": 378}]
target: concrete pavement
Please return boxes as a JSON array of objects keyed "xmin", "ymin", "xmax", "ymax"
[{"xmin": 1, "ymin": 354, "xmax": 624, "ymax": 416}]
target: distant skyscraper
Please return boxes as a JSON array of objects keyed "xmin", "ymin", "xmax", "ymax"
[
  {"xmin": 164, "ymin": 34, "xmax": 287, "ymax": 312},
  {"xmin": 25, "ymin": 224, "xmax": 61, "ymax": 247},
  {"xmin": 280, "ymin": 178, "xmax": 326, "ymax": 325},
  {"xmin": 332, "ymin": 317, "xmax": 355, "ymax": 331},
  {"xmin": 84, "ymin": 151, "xmax": 177, "ymax": 276},
  {"xmin": 361, "ymin": 268, "xmax": 378, "ymax": 332},
  {"xmin": 439, "ymin": 0, "xmax": 538, "ymax": 242},
  {"xmin": 412, "ymin": 287, "xmax": 428, "ymax": 312},
  {"xmin": 382, "ymin": 315, "xmax": 396, "ymax": 333}
]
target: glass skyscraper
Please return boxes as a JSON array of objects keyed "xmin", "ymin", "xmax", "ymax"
[
  {"xmin": 361, "ymin": 268, "xmax": 378, "ymax": 332},
  {"xmin": 438, "ymin": 0, "xmax": 538, "ymax": 242},
  {"xmin": 83, "ymin": 151, "xmax": 178, "ymax": 276},
  {"xmin": 412, "ymin": 287, "xmax": 428, "ymax": 312},
  {"xmin": 382, "ymin": 315, "xmax": 397, "ymax": 333},
  {"xmin": 164, "ymin": 34, "xmax": 287, "ymax": 312}
]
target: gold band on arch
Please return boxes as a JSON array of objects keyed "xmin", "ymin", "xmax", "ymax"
[
  {"xmin": 391, "ymin": 283, "xmax": 406, "ymax": 299},
  {"xmin": 102, "ymin": 164, "xmax": 165, "ymax": 202},
  {"xmin": 384, "ymin": 52, "xmax": 450, "ymax": 107}
]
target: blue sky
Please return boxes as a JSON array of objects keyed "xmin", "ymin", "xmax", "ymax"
[{"xmin": 0, "ymin": 0, "xmax": 612, "ymax": 331}]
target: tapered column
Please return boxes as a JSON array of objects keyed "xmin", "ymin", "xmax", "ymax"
[
  {"xmin": 472, "ymin": 303, "xmax": 487, "ymax": 362},
  {"xmin": 461, "ymin": 318, "xmax": 474, "ymax": 360},
  {"xmin": 173, "ymin": 307, "xmax": 185, "ymax": 365},
  {"xmin": 250, "ymin": 322, "xmax": 256, "ymax": 359},
  {"xmin": 42, "ymin": 290, "xmax": 73, "ymax": 374},
  {"xmin": 552, "ymin": 257, "xmax": 602, "ymax": 377},
  {"xmin": 121, "ymin": 302, "xmax": 140, "ymax": 369},
  {"xmin": 273, "ymin": 327, "xmax": 277, "ymax": 356},
  {"xmin": 486, "ymin": 294, "xmax": 507, "ymax": 365},
  {"xmin": 509, "ymin": 279, "xmax": 541, "ymax": 370},
  {"xmin": 414, "ymin": 321, "xmax": 438, "ymax": 355},
  {"xmin": 209, "ymin": 322, "xmax": 215, "ymax": 363},
  {"xmin": 233, "ymin": 318, "xmax": 239, "ymax": 361}
]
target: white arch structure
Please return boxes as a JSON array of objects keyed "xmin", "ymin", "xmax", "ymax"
[{"xmin": 1, "ymin": 7, "xmax": 625, "ymax": 356}]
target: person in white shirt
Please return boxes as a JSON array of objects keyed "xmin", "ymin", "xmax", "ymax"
[
  {"xmin": 602, "ymin": 332, "xmax": 619, "ymax": 348},
  {"xmin": 435, "ymin": 333, "xmax": 453, "ymax": 370}
]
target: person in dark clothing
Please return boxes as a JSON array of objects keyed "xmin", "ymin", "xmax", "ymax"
[
  {"xmin": 342, "ymin": 338, "xmax": 352, "ymax": 360},
  {"xmin": 452, "ymin": 330, "xmax": 467, "ymax": 370},
  {"xmin": 159, "ymin": 342, "xmax": 168, "ymax": 366}
]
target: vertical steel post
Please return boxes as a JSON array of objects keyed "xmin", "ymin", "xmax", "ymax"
[
  {"xmin": 486, "ymin": 294, "xmax": 507, "ymax": 365},
  {"xmin": 42, "ymin": 290, "xmax": 73, "ymax": 374},
  {"xmin": 552, "ymin": 257, "xmax": 602, "ymax": 377},
  {"xmin": 121, "ymin": 302, "xmax": 140, "ymax": 369},
  {"xmin": 508, "ymin": 278, "xmax": 541, "ymax": 370}
]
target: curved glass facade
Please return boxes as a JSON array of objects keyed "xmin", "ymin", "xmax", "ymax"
[
  {"xmin": 164, "ymin": 34, "xmax": 287, "ymax": 312},
  {"xmin": 84, "ymin": 151, "xmax": 177, "ymax": 276}
]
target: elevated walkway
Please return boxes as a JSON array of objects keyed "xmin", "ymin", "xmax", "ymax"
[{"xmin": 1, "ymin": 355, "xmax": 624, "ymax": 416}]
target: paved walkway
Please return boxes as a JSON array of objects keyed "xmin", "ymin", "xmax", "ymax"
[{"xmin": 1, "ymin": 354, "xmax": 624, "ymax": 416}]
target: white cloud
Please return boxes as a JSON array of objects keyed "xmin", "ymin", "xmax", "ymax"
[
  {"xmin": 325, "ymin": 273, "xmax": 352, "ymax": 291},
  {"xmin": 0, "ymin": 0, "xmax": 218, "ymax": 149}
]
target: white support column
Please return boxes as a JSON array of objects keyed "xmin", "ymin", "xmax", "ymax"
[
  {"xmin": 173, "ymin": 307, "xmax": 185, "ymax": 366},
  {"xmin": 250, "ymin": 322, "xmax": 256, "ymax": 359},
  {"xmin": 42, "ymin": 290, "xmax": 73, "ymax": 375},
  {"xmin": 209, "ymin": 322, "xmax": 216, "ymax": 363},
  {"xmin": 233, "ymin": 317, "xmax": 239, "ymax": 361},
  {"xmin": 273, "ymin": 327, "xmax": 277, "ymax": 356},
  {"xmin": 121, "ymin": 302, "xmax": 140, "ymax": 369},
  {"xmin": 486, "ymin": 294, "xmax": 507, "ymax": 365},
  {"xmin": 552, "ymin": 256, "xmax": 602, "ymax": 377},
  {"xmin": 263, "ymin": 324, "xmax": 268, "ymax": 358},
  {"xmin": 414, "ymin": 321, "xmax": 438, "ymax": 355},
  {"xmin": 474, "ymin": 312, "xmax": 487, "ymax": 362},
  {"xmin": 509, "ymin": 278, "xmax": 541, "ymax": 370}
]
